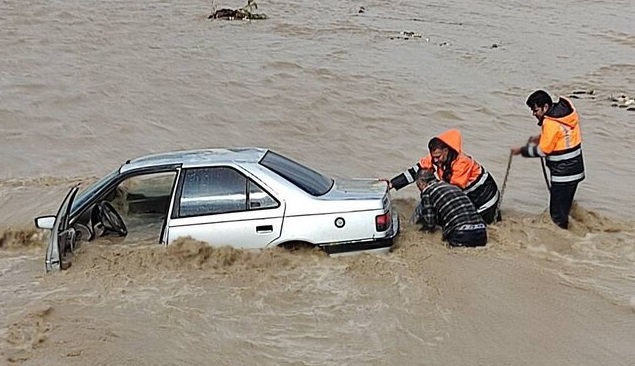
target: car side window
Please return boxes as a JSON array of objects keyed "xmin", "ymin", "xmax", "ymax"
[
  {"xmin": 248, "ymin": 181, "xmax": 278, "ymax": 210},
  {"xmin": 179, "ymin": 167, "xmax": 247, "ymax": 217}
]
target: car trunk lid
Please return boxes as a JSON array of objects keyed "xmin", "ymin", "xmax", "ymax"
[{"xmin": 323, "ymin": 178, "xmax": 388, "ymax": 201}]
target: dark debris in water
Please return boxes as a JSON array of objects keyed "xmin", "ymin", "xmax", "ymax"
[
  {"xmin": 610, "ymin": 93, "xmax": 635, "ymax": 110},
  {"xmin": 567, "ymin": 89, "xmax": 635, "ymax": 111},
  {"xmin": 388, "ymin": 31, "xmax": 459, "ymax": 45},
  {"xmin": 568, "ymin": 89, "xmax": 596, "ymax": 99},
  {"xmin": 572, "ymin": 90, "xmax": 595, "ymax": 95},
  {"xmin": 390, "ymin": 31, "xmax": 426, "ymax": 40},
  {"xmin": 209, "ymin": 0, "xmax": 267, "ymax": 20},
  {"xmin": 353, "ymin": 9, "xmax": 463, "ymax": 27}
]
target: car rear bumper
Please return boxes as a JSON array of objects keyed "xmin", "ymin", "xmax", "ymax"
[{"xmin": 321, "ymin": 211, "xmax": 400, "ymax": 255}]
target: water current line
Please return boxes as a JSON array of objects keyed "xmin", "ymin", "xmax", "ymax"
[{"xmin": 351, "ymin": 14, "xmax": 465, "ymax": 27}]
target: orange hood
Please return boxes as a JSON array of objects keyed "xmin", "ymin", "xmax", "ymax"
[{"xmin": 433, "ymin": 129, "xmax": 463, "ymax": 154}]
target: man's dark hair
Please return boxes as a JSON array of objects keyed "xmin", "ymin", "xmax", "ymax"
[
  {"xmin": 417, "ymin": 169, "xmax": 437, "ymax": 184},
  {"xmin": 526, "ymin": 90, "xmax": 553, "ymax": 109},
  {"xmin": 427, "ymin": 137, "xmax": 447, "ymax": 152}
]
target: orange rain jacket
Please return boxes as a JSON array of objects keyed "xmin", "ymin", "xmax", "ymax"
[
  {"xmin": 520, "ymin": 97, "xmax": 585, "ymax": 185},
  {"xmin": 390, "ymin": 129, "xmax": 500, "ymax": 219}
]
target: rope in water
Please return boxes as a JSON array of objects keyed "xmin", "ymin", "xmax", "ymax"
[
  {"xmin": 540, "ymin": 157, "xmax": 551, "ymax": 191},
  {"xmin": 495, "ymin": 152, "xmax": 513, "ymax": 218}
]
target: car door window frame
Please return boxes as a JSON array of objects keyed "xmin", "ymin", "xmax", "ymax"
[{"xmin": 71, "ymin": 165, "xmax": 181, "ymax": 219}]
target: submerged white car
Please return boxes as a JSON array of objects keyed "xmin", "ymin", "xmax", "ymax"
[{"xmin": 35, "ymin": 148, "xmax": 400, "ymax": 272}]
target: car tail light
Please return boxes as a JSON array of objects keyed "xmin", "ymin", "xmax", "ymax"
[{"xmin": 375, "ymin": 211, "xmax": 391, "ymax": 232}]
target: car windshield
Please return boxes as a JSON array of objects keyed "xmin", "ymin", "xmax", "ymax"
[
  {"xmin": 259, "ymin": 151, "xmax": 333, "ymax": 196},
  {"xmin": 71, "ymin": 168, "xmax": 120, "ymax": 213}
]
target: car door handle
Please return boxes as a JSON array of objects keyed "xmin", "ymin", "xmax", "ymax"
[{"xmin": 256, "ymin": 225, "xmax": 273, "ymax": 234}]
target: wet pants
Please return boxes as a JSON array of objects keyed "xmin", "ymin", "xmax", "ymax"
[
  {"xmin": 446, "ymin": 224, "xmax": 487, "ymax": 247},
  {"xmin": 480, "ymin": 204, "xmax": 502, "ymax": 225},
  {"xmin": 549, "ymin": 182, "xmax": 578, "ymax": 229}
]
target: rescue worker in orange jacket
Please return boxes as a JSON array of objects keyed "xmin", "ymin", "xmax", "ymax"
[
  {"xmin": 385, "ymin": 129, "xmax": 501, "ymax": 224},
  {"xmin": 511, "ymin": 90, "xmax": 585, "ymax": 229}
]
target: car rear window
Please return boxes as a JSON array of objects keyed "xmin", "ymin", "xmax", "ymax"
[{"xmin": 259, "ymin": 151, "xmax": 333, "ymax": 196}]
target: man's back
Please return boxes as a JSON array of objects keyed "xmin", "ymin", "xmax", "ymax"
[{"xmin": 419, "ymin": 180, "xmax": 486, "ymax": 245}]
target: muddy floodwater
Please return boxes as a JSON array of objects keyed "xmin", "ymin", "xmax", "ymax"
[{"xmin": 1, "ymin": 0, "xmax": 634, "ymax": 365}]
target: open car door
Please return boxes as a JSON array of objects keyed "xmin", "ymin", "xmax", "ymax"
[{"xmin": 45, "ymin": 185, "xmax": 79, "ymax": 272}]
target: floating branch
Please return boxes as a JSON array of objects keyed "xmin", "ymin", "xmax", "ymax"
[{"xmin": 209, "ymin": 0, "xmax": 268, "ymax": 20}]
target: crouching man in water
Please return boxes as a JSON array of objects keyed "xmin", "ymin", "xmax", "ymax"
[
  {"xmin": 414, "ymin": 169, "xmax": 487, "ymax": 247},
  {"xmin": 385, "ymin": 129, "xmax": 500, "ymax": 224}
]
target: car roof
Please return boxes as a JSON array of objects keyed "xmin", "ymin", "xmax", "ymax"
[{"xmin": 119, "ymin": 147, "xmax": 268, "ymax": 173}]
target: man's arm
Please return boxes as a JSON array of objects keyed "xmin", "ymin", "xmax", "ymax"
[
  {"xmin": 519, "ymin": 142, "xmax": 547, "ymax": 158},
  {"xmin": 418, "ymin": 192, "xmax": 437, "ymax": 232},
  {"xmin": 389, "ymin": 162, "xmax": 423, "ymax": 190},
  {"xmin": 512, "ymin": 122, "xmax": 561, "ymax": 157}
]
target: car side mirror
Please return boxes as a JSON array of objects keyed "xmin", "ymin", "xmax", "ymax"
[{"xmin": 34, "ymin": 216, "xmax": 56, "ymax": 230}]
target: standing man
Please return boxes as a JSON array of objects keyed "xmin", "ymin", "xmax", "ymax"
[
  {"xmin": 511, "ymin": 90, "xmax": 585, "ymax": 229},
  {"xmin": 413, "ymin": 169, "xmax": 487, "ymax": 247}
]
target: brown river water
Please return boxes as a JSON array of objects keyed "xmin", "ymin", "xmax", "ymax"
[{"xmin": 1, "ymin": 0, "xmax": 634, "ymax": 364}]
